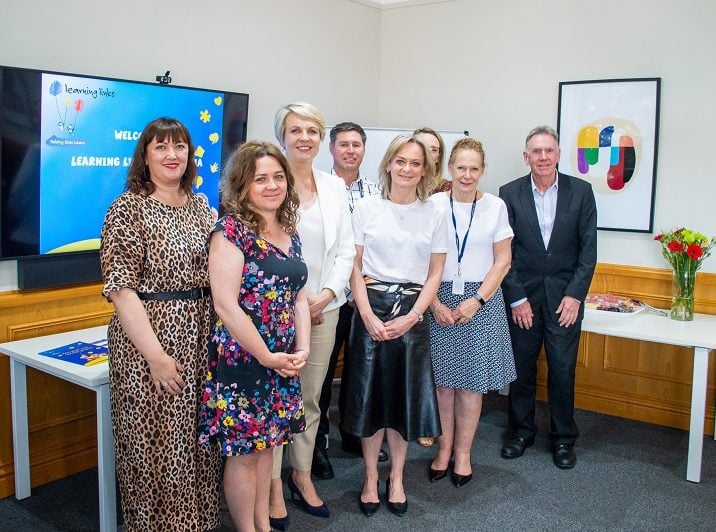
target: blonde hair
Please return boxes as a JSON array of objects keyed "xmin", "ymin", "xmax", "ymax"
[
  {"xmin": 448, "ymin": 137, "xmax": 486, "ymax": 167},
  {"xmin": 274, "ymin": 102, "xmax": 326, "ymax": 147},
  {"xmin": 378, "ymin": 134, "xmax": 436, "ymax": 202},
  {"xmin": 414, "ymin": 126, "xmax": 446, "ymax": 181}
]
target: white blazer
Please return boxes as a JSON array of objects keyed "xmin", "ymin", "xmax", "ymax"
[{"xmin": 300, "ymin": 168, "xmax": 355, "ymax": 312}]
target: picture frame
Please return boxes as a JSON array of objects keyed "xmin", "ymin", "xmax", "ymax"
[{"xmin": 557, "ymin": 78, "xmax": 661, "ymax": 232}]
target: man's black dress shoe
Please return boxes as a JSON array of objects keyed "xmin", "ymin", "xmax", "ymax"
[
  {"xmin": 311, "ymin": 445, "xmax": 335, "ymax": 479},
  {"xmin": 501, "ymin": 436, "xmax": 535, "ymax": 459},
  {"xmin": 428, "ymin": 465, "xmax": 448, "ymax": 483},
  {"xmin": 385, "ymin": 477, "xmax": 407, "ymax": 516},
  {"xmin": 552, "ymin": 443, "xmax": 576, "ymax": 469}
]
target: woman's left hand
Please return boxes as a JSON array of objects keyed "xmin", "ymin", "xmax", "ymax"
[
  {"xmin": 307, "ymin": 289, "xmax": 334, "ymax": 325},
  {"xmin": 451, "ymin": 298, "xmax": 480, "ymax": 325},
  {"xmin": 384, "ymin": 313, "xmax": 418, "ymax": 340}
]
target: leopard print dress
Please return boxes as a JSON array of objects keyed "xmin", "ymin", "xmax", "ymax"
[{"xmin": 100, "ymin": 192, "xmax": 221, "ymax": 532}]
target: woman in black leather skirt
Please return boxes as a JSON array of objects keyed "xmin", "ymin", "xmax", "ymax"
[{"xmin": 341, "ymin": 134, "xmax": 447, "ymax": 516}]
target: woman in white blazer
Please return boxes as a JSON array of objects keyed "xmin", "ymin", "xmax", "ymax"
[{"xmin": 268, "ymin": 102, "xmax": 355, "ymax": 528}]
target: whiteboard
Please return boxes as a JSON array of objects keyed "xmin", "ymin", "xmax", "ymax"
[{"xmin": 313, "ymin": 127, "xmax": 468, "ymax": 182}]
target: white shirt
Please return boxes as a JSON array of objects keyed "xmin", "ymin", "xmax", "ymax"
[
  {"xmin": 298, "ymin": 198, "xmax": 325, "ymax": 296},
  {"xmin": 531, "ymin": 173, "xmax": 559, "ymax": 249},
  {"xmin": 352, "ymin": 196, "xmax": 448, "ymax": 285},
  {"xmin": 430, "ymin": 192, "xmax": 513, "ymax": 282}
]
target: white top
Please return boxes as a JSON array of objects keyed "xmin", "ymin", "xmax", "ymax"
[
  {"xmin": 298, "ymin": 198, "xmax": 325, "ymax": 296},
  {"xmin": 295, "ymin": 168, "xmax": 355, "ymax": 312},
  {"xmin": 430, "ymin": 192, "xmax": 513, "ymax": 282},
  {"xmin": 353, "ymin": 196, "xmax": 449, "ymax": 284}
]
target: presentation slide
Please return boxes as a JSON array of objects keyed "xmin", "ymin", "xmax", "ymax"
[{"xmin": 39, "ymin": 73, "xmax": 224, "ymax": 254}]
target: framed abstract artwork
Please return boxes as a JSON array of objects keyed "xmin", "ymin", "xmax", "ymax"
[{"xmin": 557, "ymin": 78, "xmax": 661, "ymax": 232}]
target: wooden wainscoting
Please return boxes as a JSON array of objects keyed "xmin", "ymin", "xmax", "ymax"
[
  {"xmin": 0, "ymin": 283, "xmax": 113, "ymax": 498},
  {"xmin": 536, "ymin": 263, "xmax": 716, "ymax": 434},
  {"xmin": 1, "ymin": 264, "xmax": 714, "ymax": 497}
]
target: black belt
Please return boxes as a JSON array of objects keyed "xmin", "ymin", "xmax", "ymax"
[{"xmin": 137, "ymin": 287, "xmax": 211, "ymax": 301}]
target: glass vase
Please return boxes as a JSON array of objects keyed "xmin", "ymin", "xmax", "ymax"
[{"xmin": 670, "ymin": 267, "xmax": 696, "ymax": 321}]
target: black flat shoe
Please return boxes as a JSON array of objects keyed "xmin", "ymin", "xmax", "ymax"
[
  {"xmin": 501, "ymin": 435, "xmax": 535, "ymax": 459},
  {"xmin": 552, "ymin": 443, "xmax": 576, "ymax": 469},
  {"xmin": 451, "ymin": 471, "xmax": 472, "ymax": 487},
  {"xmin": 428, "ymin": 465, "xmax": 448, "ymax": 483},
  {"xmin": 359, "ymin": 481, "xmax": 380, "ymax": 516},
  {"xmin": 269, "ymin": 514, "xmax": 290, "ymax": 531},
  {"xmin": 385, "ymin": 477, "xmax": 407, "ymax": 516},
  {"xmin": 287, "ymin": 476, "xmax": 330, "ymax": 518},
  {"xmin": 378, "ymin": 448, "xmax": 389, "ymax": 462}
]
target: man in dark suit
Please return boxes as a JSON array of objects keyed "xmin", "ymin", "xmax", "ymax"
[{"xmin": 499, "ymin": 125, "xmax": 597, "ymax": 469}]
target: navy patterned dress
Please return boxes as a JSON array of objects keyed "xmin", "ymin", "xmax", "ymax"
[{"xmin": 199, "ymin": 215, "xmax": 307, "ymax": 456}]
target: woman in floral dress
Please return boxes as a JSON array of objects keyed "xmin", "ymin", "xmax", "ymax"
[{"xmin": 199, "ymin": 141, "xmax": 310, "ymax": 531}]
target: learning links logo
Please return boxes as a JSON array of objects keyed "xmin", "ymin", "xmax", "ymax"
[{"xmin": 572, "ymin": 119, "xmax": 641, "ymax": 194}]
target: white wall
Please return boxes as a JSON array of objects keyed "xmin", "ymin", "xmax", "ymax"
[
  {"xmin": 2, "ymin": 0, "xmax": 715, "ymax": 291},
  {"xmin": 0, "ymin": 0, "xmax": 381, "ymax": 289},
  {"xmin": 378, "ymin": 0, "xmax": 716, "ymax": 272}
]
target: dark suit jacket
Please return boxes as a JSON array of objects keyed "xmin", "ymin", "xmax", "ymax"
[{"xmin": 499, "ymin": 172, "xmax": 597, "ymax": 318}]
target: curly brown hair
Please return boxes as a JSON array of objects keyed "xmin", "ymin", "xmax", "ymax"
[
  {"xmin": 125, "ymin": 117, "xmax": 196, "ymax": 196},
  {"xmin": 220, "ymin": 141, "xmax": 300, "ymax": 235}
]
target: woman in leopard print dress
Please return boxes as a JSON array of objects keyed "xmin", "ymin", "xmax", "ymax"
[{"xmin": 100, "ymin": 117, "xmax": 220, "ymax": 531}]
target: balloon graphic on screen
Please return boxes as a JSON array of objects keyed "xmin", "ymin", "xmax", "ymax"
[
  {"xmin": 570, "ymin": 118, "xmax": 641, "ymax": 194},
  {"xmin": 49, "ymin": 80, "xmax": 65, "ymax": 130},
  {"xmin": 67, "ymin": 99, "xmax": 84, "ymax": 135}
]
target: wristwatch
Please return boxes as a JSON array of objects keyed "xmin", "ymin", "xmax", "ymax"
[
  {"xmin": 410, "ymin": 308, "xmax": 424, "ymax": 322},
  {"xmin": 474, "ymin": 294, "xmax": 486, "ymax": 306}
]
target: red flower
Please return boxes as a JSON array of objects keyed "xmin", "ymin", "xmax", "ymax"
[
  {"xmin": 654, "ymin": 234, "xmax": 664, "ymax": 241},
  {"xmin": 668, "ymin": 241, "xmax": 684, "ymax": 253},
  {"xmin": 686, "ymin": 243, "xmax": 703, "ymax": 260}
]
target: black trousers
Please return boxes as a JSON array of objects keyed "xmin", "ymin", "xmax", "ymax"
[
  {"xmin": 316, "ymin": 302, "xmax": 355, "ymax": 446},
  {"xmin": 506, "ymin": 299, "xmax": 581, "ymax": 446}
]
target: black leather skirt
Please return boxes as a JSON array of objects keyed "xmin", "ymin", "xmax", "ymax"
[{"xmin": 341, "ymin": 280, "xmax": 441, "ymax": 441}]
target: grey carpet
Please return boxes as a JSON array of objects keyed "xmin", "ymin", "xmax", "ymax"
[{"xmin": 2, "ymin": 392, "xmax": 714, "ymax": 531}]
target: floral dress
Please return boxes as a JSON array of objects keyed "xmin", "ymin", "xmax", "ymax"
[{"xmin": 199, "ymin": 215, "xmax": 307, "ymax": 455}]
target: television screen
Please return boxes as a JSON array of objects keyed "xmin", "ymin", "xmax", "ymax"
[{"xmin": 1, "ymin": 66, "xmax": 249, "ymax": 261}]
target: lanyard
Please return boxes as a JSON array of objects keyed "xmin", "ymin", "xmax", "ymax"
[{"xmin": 449, "ymin": 191, "xmax": 478, "ymax": 275}]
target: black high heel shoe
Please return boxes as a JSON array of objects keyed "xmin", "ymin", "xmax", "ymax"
[
  {"xmin": 451, "ymin": 467, "xmax": 473, "ymax": 487},
  {"xmin": 428, "ymin": 464, "xmax": 448, "ymax": 483},
  {"xmin": 385, "ymin": 477, "xmax": 408, "ymax": 516},
  {"xmin": 359, "ymin": 481, "xmax": 380, "ymax": 516},
  {"xmin": 269, "ymin": 514, "xmax": 290, "ymax": 531},
  {"xmin": 287, "ymin": 476, "xmax": 330, "ymax": 518}
]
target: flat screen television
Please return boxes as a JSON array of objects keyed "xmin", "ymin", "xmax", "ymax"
[{"xmin": 0, "ymin": 65, "xmax": 249, "ymax": 289}]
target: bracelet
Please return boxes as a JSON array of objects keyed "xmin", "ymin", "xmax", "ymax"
[
  {"xmin": 295, "ymin": 349, "xmax": 310, "ymax": 357},
  {"xmin": 410, "ymin": 308, "xmax": 424, "ymax": 323}
]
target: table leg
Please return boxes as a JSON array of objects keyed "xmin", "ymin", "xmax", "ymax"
[
  {"xmin": 96, "ymin": 384, "xmax": 117, "ymax": 532},
  {"xmin": 686, "ymin": 346, "xmax": 709, "ymax": 483},
  {"xmin": 10, "ymin": 360, "xmax": 31, "ymax": 499}
]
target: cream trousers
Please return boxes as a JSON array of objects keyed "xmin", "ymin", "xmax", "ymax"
[{"xmin": 273, "ymin": 307, "xmax": 339, "ymax": 476}]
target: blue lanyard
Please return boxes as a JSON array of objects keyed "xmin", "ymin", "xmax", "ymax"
[{"xmin": 449, "ymin": 191, "xmax": 478, "ymax": 275}]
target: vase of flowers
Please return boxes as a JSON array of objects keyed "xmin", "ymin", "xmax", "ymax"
[{"xmin": 654, "ymin": 228, "xmax": 716, "ymax": 321}]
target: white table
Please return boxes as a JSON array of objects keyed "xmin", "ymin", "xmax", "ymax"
[
  {"xmin": 582, "ymin": 311, "xmax": 716, "ymax": 483},
  {"xmin": 0, "ymin": 326, "xmax": 116, "ymax": 531}
]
